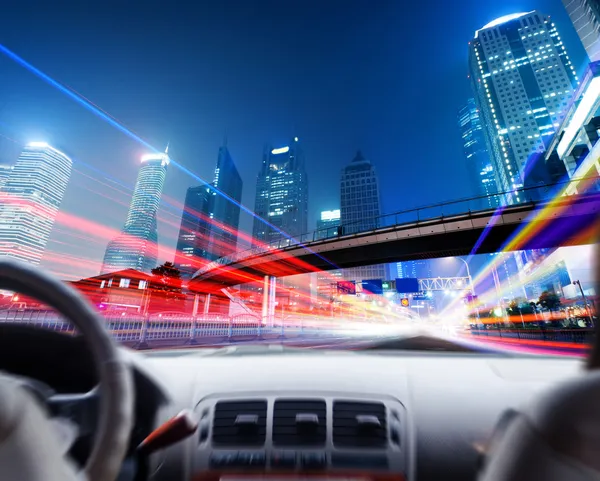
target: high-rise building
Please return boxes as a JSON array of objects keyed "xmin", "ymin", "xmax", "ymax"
[
  {"xmin": 252, "ymin": 138, "xmax": 308, "ymax": 246},
  {"xmin": 102, "ymin": 148, "xmax": 169, "ymax": 273},
  {"xmin": 0, "ymin": 164, "xmax": 13, "ymax": 189},
  {"xmin": 469, "ymin": 11, "xmax": 579, "ymax": 199},
  {"xmin": 0, "ymin": 142, "xmax": 72, "ymax": 265},
  {"xmin": 563, "ymin": 0, "xmax": 600, "ymax": 62},
  {"xmin": 315, "ymin": 209, "xmax": 342, "ymax": 300},
  {"xmin": 340, "ymin": 151, "xmax": 385, "ymax": 282},
  {"xmin": 316, "ymin": 209, "xmax": 340, "ymax": 239},
  {"xmin": 209, "ymin": 145, "xmax": 243, "ymax": 258},
  {"xmin": 458, "ymin": 98, "xmax": 499, "ymax": 208},
  {"xmin": 175, "ymin": 185, "xmax": 212, "ymax": 276},
  {"xmin": 175, "ymin": 145, "xmax": 243, "ymax": 277}
]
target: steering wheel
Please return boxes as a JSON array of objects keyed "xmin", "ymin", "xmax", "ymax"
[{"xmin": 0, "ymin": 259, "xmax": 134, "ymax": 481}]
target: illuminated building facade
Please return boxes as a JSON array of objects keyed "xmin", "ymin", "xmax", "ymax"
[
  {"xmin": 175, "ymin": 186, "xmax": 211, "ymax": 276},
  {"xmin": 0, "ymin": 142, "xmax": 72, "ymax": 265},
  {"xmin": 0, "ymin": 164, "xmax": 13, "ymax": 189},
  {"xmin": 176, "ymin": 145, "xmax": 243, "ymax": 277},
  {"xmin": 102, "ymin": 148, "xmax": 169, "ymax": 273},
  {"xmin": 316, "ymin": 209, "xmax": 340, "ymax": 239},
  {"xmin": 469, "ymin": 11, "xmax": 579, "ymax": 199},
  {"xmin": 340, "ymin": 151, "xmax": 385, "ymax": 282},
  {"xmin": 458, "ymin": 98, "xmax": 499, "ymax": 208},
  {"xmin": 252, "ymin": 138, "xmax": 308, "ymax": 245},
  {"xmin": 544, "ymin": 60, "xmax": 600, "ymax": 192},
  {"xmin": 563, "ymin": 0, "xmax": 600, "ymax": 62},
  {"xmin": 396, "ymin": 260, "xmax": 432, "ymax": 280},
  {"xmin": 315, "ymin": 210, "xmax": 342, "ymax": 300}
]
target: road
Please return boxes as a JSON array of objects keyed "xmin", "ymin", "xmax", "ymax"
[{"xmin": 138, "ymin": 328, "xmax": 590, "ymax": 358}]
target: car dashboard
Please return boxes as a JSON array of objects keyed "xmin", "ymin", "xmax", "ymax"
[
  {"xmin": 140, "ymin": 346, "xmax": 582, "ymax": 481},
  {"xmin": 0, "ymin": 325, "xmax": 585, "ymax": 481}
]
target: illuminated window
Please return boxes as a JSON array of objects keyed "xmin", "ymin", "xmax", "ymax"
[
  {"xmin": 138, "ymin": 280, "xmax": 148, "ymax": 290},
  {"xmin": 100, "ymin": 280, "xmax": 106, "ymax": 288},
  {"xmin": 119, "ymin": 278, "xmax": 130, "ymax": 288}
]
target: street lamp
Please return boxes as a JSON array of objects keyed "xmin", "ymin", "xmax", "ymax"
[
  {"xmin": 573, "ymin": 280, "xmax": 594, "ymax": 327},
  {"xmin": 454, "ymin": 257, "xmax": 474, "ymax": 295},
  {"xmin": 452, "ymin": 256, "xmax": 480, "ymax": 323}
]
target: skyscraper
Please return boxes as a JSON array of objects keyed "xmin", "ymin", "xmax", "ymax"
[
  {"xmin": 316, "ymin": 209, "xmax": 340, "ymax": 239},
  {"xmin": 175, "ymin": 185, "xmax": 212, "ymax": 276},
  {"xmin": 175, "ymin": 145, "xmax": 243, "ymax": 277},
  {"xmin": 209, "ymin": 145, "xmax": 243, "ymax": 258},
  {"xmin": 469, "ymin": 11, "xmax": 579, "ymax": 199},
  {"xmin": 252, "ymin": 138, "xmax": 308, "ymax": 246},
  {"xmin": 458, "ymin": 98, "xmax": 499, "ymax": 208},
  {"xmin": 563, "ymin": 0, "xmax": 600, "ymax": 62},
  {"xmin": 315, "ymin": 210, "xmax": 343, "ymax": 300},
  {"xmin": 340, "ymin": 151, "xmax": 385, "ymax": 282},
  {"xmin": 102, "ymin": 148, "xmax": 169, "ymax": 273},
  {"xmin": 0, "ymin": 164, "xmax": 13, "ymax": 189},
  {"xmin": 0, "ymin": 142, "xmax": 72, "ymax": 265}
]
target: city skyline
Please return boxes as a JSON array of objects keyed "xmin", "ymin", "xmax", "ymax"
[{"xmin": 0, "ymin": 0, "xmax": 590, "ymax": 281}]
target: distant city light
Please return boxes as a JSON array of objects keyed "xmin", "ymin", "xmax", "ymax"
[
  {"xmin": 294, "ymin": 137, "xmax": 299, "ymax": 142},
  {"xmin": 321, "ymin": 209, "xmax": 340, "ymax": 221},
  {"xmin": 271, "ymin": 146, "xmax": 290, "ymax": 155},
  {"xmin": 494, "ymin": 307, "xmax": 503, "ymax": 317}
]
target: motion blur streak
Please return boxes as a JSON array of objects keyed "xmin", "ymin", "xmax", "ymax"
[
  {"xmin": 0, "ymin": 43, "xmax": 342, "ymax": 271},
  {"xmin": 440, "ymin": 175, "xmax": 600, "ymax": 318}
]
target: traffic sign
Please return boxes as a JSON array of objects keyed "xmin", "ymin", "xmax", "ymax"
[
  {"xmin": 337, "ymin": 280, "xmax": 356, "ymax": 295},
  {"xmin": 400, "ymin": 298, "xmax": 409, "ymax": 307},
  {"xmin": 413, "ymin": 291, "xmax": 433, "ymax": 301},
  {"xmin": 362, "ymin": 279, "xmax": 383, "ymax": 295},
  {"xmin": 396, "ymin": 278, "xmax": 420, "ymax": 293}
]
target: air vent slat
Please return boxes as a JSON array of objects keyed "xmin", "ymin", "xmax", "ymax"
[
  {"xmin": 333, "ymin": 401, "xmax": 387, "ymax": 448},
  {"xmin": 273, "ymin": 399, "xmax": 326, "ymax": 446},
  {"xmin": 212, "ymin": 400, "xmax": 267, "ymax": 446}
]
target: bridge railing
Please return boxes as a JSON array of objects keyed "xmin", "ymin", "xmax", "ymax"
[
  {"xmin": 470, "ymin": 327, "xmax": 595, "ymax": 345},
  {"xmin": 194, "ymin": 175, "xmax": 600, "ymax": 277},
  {"xmin": 0, "ymin": 309, "xmax": 340, "ymax": 348}
]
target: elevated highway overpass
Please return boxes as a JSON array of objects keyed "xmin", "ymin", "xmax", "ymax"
[{"xmin": 190, "ymin": 191, "xmax": 600, "ymax": 291}]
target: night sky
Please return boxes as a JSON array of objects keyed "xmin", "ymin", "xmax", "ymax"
[{"xmin": 0, "ymin": 0, "xmax": 588, "ymax": 279}]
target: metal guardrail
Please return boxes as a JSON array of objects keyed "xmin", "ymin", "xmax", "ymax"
[
  {"xmin": 470, "ymin": 328, "xmax": 595, "ymax": 345},
  {"xmin": 0, "ymin": 309, "xmax": 331, "ymax": 347},
  {"xmin": 194, "ymin": 175, "xmax": 600, "ymax": 277}
]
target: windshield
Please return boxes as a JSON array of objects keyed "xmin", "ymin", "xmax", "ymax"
[{"xmin": 0, "ymin": 2, "xmax": 597, "ymax": 358}]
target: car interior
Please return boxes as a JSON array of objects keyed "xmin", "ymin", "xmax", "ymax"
[{"xmin": 0, "ymin": 258, "xmax": 599, "ymax": 481}]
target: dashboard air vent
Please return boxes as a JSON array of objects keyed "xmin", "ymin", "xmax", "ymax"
[
  {"xmin": 273, "ymin": 399, "xmax": 326, "ymax": 446},
  {"xmin": 212, "ymin": 400, "xmax": 267, "ymax": 446},
  {"xmin": 333, "ymin": 401, "xmax": 387, "ymax": 448}
]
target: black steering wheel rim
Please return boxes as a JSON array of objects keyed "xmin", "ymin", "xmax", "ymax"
[{"xmin": 0, "ymin": 259, "xmax": 134, "ymax": 481}]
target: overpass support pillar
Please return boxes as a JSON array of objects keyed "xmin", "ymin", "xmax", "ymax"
[
  {"xmin": 268, "ymin": 276, "xmax": 277, "ymax": 327},
  {"xmin": 203, "ymin": 294, "xmax": 211, "ymax": 315},
  {"xmin": 262, "ymin": 275, "xmax": 269, "ymax": 326},
  {"xmin": 192, "ymin": 294, "xmax": 201, "ymax": 317}
]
